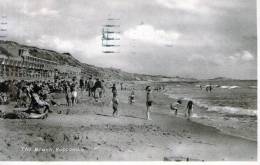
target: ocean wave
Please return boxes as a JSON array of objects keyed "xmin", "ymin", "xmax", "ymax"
[
  {"xmin": 164, "ymin": 92, "xmax": 257, "ymax": 117},
  {"xmin": 164, "ymin": 93, "xmax": 190, "ymax": 102},
  {"xmin": 206, "ymin": 106, "xmax": 257, "ymax": 117},
  {"xmin": 220, "ymin": 85, "xmax": 240, "ymax": 89},
  {"xmin": 249, "ymin": 86, "xmax": 257, "ymax": 89}
]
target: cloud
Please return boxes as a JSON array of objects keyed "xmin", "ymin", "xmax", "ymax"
[
  {"xmin": 123, "ymin": 24, "xmax": 180, "ymax": 45},
  {"xmin": 241, "ymin": 51, "xmax": 254, "ymax": 61},
  {"xmin": 155, "ymin": 0, "xmax": 211, "ymax": 14},
  {"xmin": 25, "ymin": 34, "xmax": 105, "ymax": 61},
  {"xmin": 0, "ymin": 0, "xmax": 256, "ymax": 79},
  {"xmin": 230, "ymin": 50, "xmax": 255, "ymax": 62},
  {"xmin": 21, "ymin": 5, "xmax": 59, "ymax": 17},
  {"xmin": 187, "ymin": 54, "xmax": 206, "ymax": 62},
  {"xmin": 35, "ymin": 35, "xmax": 74, "ymax": 51}
]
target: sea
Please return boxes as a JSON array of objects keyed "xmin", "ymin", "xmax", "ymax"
[{"xmin": 163, "ymin": 80, "xmax": 257, "ymax": 141}]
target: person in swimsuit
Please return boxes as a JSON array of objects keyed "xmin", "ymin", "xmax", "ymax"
[
  {"xmin": 170, "ymin": 100, "xmax": 182, "ymax": 115},
  {"xmin": 185, "ymin": 100, "xmax": 193, "ymax": 120},
  {"xmin": 145, "ymin": 86, "xmax": 153, "ymax": 120},
  {"xmin": 112, "ymin": 93, "xmax": 119, "ymax": 117}
]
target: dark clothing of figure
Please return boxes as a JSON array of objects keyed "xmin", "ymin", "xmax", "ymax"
[
  {"xmin": 146, "ymin": 92, "xmax": 153, "ymax": 107},
  {"xmin": 87, "ymin": 79, "xmax": 95, "ymax": 97},
  {"xmin": 80, "ymin": 79, "xmax": 84, "ymax": 89},
  {"xmin": 94, "ymin": 80, "xmax": 102, "ymax": 89},
  {"xmin": 111, "ymin": 86, "xmax": 117, "ymax": 97},
  {"xmin": 186, "ymin": 100, "xmax": 193, "ymax": 117},
  {"xmin": 187, "ymin": 100, "xmax": 193, "ymax": 109}
]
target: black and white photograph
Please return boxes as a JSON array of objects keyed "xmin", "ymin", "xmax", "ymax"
[{"xmin": 0, "ymin": 0, "xmax": 258, "ymax": 162}]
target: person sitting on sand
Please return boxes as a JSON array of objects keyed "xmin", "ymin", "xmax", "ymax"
[
  {"xmin": 145, "ymin": 86, "xmax": 153, "ymax": 120},
  {"xmin": 0, "ymin": 110, "xmax": 48, "ymax": 119},
  {"xmin": 112, "ymin": 93, "xmax": 119, "ymax": 117},
  {"xmin": 185, "ymin": 100, "xmax": 194, "ymax": 120},
  {"xmin": 170, "ymin": 100, "xmax": 182, "ymax": 115},
  {"xmin": 26, "ymin": 86, "xmax": 50, "ymax": 115}
]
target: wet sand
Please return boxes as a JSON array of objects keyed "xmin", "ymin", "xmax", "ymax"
[{"xmin": 0, "ymin": 87, "xmax": 257, "ymax": 161}]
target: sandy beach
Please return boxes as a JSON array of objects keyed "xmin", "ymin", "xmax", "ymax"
[{"xmin": 0, "ymin": 84, "xmax": 257, "ymax": 161}]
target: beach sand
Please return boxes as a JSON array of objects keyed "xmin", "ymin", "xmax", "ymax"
[{"xmin": 0, "ymin": 85, "xmax": 257, "ymax": 161}]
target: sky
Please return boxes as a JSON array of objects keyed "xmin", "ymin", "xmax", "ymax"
[{"xmin": 0, "ymin": 0, "xmax": 257, "ymax": 79}]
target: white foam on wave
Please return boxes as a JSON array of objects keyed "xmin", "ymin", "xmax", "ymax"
[
  {"xmin": 229, "ymin": 86, "xmax": 239, "ymax": 89},
  {"xmin": 165, "ymin": 92, "xmax": 208, "ymax": 108},
  {"xmin": 164, "ymin": 92, "xmax": 186, "ymax": 100},
  {"xmin": 207, "ymin": 106, "xmax": 257, "ymax": 117},
  {"xmin": 191, "ymin": 113, "xmax": 199, "ymax": 118},
  {"xmin": 220, "ymin": 85, "xmax": 240, "ymax": 89},
  {"xmin": 164, "ymin": 92, "xmax": 257, "ymax": 117},
  {"xmin": 220, "ymin": 86, "xmax": 228, "ymax": 89}
]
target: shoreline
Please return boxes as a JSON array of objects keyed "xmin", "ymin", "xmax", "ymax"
[
  {"xmin": 155, "ymin": 88, "xmax": 257, "ymax": 142},
  {"xmin": 0, "ymin": 85, "xmax": 257, "ymax": 161}
]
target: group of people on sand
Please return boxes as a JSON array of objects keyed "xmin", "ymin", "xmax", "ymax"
[
  {"xmin": 79, "ymin": 76, "xmax": 105, "ymax": 100},
  {"xmin": 62, "ymin": 78, "xmax": 79, "ymax": 106},
  {"xmin": 0, "ymin": 79, "xmax": 59, "ymax": 119},
  {"xmin": 62, "ymin": 76, "xmax": 107, "ymax": 106},
  {"xmin": 109, "ymin": 84, "xmax": 193, "ymax": 121},
  {"xmin": 0, "ymin": 78, "xmax": 194, "ymax": 121}
]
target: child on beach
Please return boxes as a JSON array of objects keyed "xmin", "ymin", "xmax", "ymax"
[
  {"xmin": 145, "ymin": 86, "xmax": 153, "ymax": 120},
  {"xmin": 170, "ymin": 100, "xmax": 182, "ymax": 115},
  {"xmin": 185, "ymin": 100, "xmax": 194, "ymax": 120},
  {"xmin": 129, "ymin": 89, "xmax": 135, "ymax": 104},
  {"xmin": 112, "ymin": 94, "xmax": 119, "ymax": 117}
]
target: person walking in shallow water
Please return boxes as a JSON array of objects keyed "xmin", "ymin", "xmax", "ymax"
[
  {"xmin": 170, "ymin": 100, "xmax": 182, "ymax": 115},
  {"xmin": 185, "ymin": 100, "xmax": 194, "ymax": 120},
  {"xmin": 145, "ymin": 86, "xmax": 153, "ymax": 120}
]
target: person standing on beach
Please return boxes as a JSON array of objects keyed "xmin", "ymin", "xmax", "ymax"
[
  {"xmin": 111, "ymin": 83, "xmax": 117, "ymax": 97},
  {"xmin": 70, "ymin": 82, "xmax": 77, "ymax": 105},
  {"xmin": 79, "ymin": 78, "xmax": 84, "ymax": 91},
  {"xmin": 209, "ymin": 84, "xmax": 213, "ymax": 92},
  {"xmin": 94, "ymin": 78, "xmax": 102, "ymax": 99},
  {"xmin": 112, "ymin": 93, "xmax": 119, "ymax": 117},
  {"xmin": 185, "ymin": 100, "xmax": 193, "ymax": 120},
  {"xmin": 129, "ymin": 89, "xmax": 135, "ymax": 104},
  {"xmin": 64, "ymin": 82, "xmax": 71, "ymax": 106},
  {"xmin": 101, "ymin": 80, "xmax": 105, "ymax": 97},
  {"xmin": 120, "ymin": 82, "xmax": 123, "ymax": 91},
  {"xmin": 145, "ymin": 86, "xmax": 153, "ymax": 120},
  {"xmin": 85, "ymin": 79, "xmax": 88, "ymax": 92},
  {"xmin": 87, "ymin": 77, "xmax": 94, "ymax": 97}
]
